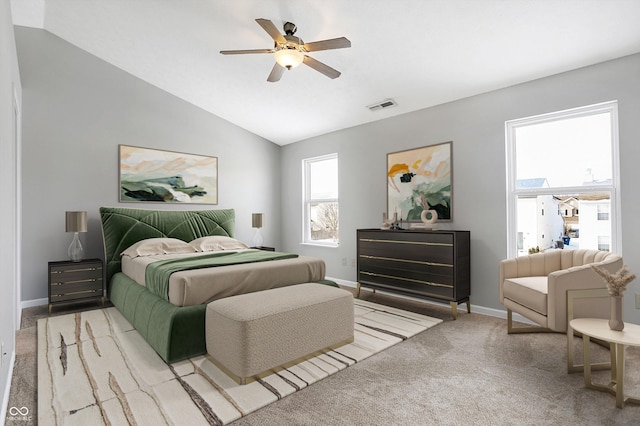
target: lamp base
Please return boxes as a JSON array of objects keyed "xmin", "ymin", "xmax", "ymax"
[
  {"xmin": 253, "ymin": 228, "xmax": 264, "ymax": 248},
  {"xmin": 68, "ymin": 232, "xmax": 84, "ymax": 262}
]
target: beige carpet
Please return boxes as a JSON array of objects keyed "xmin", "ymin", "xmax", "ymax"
[{"xmin": 37, "ymin": 300, "xmax": 442, "ymax": 425}]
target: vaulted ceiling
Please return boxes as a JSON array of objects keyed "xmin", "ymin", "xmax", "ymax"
[{"xmin": 11, "ymin": 0, "xmax": 640, "ymax": 145}]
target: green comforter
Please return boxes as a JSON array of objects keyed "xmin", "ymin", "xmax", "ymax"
[{"xmin": 145, "ymin": 250, "xmax": 299, "ymax": 300}]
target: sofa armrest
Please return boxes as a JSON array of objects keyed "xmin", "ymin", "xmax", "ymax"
[
  {"xmin": 499, "ymin": 258, "xmax": 519, "ymax": 302},
  {"xmin": 547, "ymin": 257, "xmax": 623, "ymax": 331}
]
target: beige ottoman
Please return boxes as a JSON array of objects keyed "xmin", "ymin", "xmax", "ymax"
[{"xmin": 205, "ymin": 283, "xmax": 354, "ymax": 384}]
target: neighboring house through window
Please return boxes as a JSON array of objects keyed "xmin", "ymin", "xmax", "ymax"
[
  {"xmin": 303, "ymin": 153, "xmax": 339, "ymax": 246},
  {"xmin": 505, "ymin": 101, "xmax": 620, "ymax": 257}
]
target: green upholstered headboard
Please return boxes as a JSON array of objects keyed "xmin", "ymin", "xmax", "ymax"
[{"xmin": 99, "ymin": 207, "xmax": 235, "ymax": 281}]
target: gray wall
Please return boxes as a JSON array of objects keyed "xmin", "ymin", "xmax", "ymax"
[
  {"xmin": 281, "ymin": 53, "xmax": 640, "ymax": 323},
  {"xmin": 15, "ymin": 27, "xmax": 282, "ymax": 303},
  {"xmin": 0, "ymin": 0, "xmax": 20, "ymax": 418},
  {"xmin": 13, "ymin": 26, "xmax": 640, "ymax": 323}
]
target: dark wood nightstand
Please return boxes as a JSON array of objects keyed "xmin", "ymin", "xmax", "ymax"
[
  {"xmin": 48, "ymin": 258, "xmax": 105, "ymax": 313},
  {"xmin": 250, "ymin": 246, "xmax": 275, "ymax": 251}
]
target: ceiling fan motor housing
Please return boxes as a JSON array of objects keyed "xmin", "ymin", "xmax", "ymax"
[
  {"xmin": 283, "ymin": 22, "xmax": 297, "ymax": 35},
  {"xmin": 282, "ymin": 34, "xmax": 304, "ymax": 50}
]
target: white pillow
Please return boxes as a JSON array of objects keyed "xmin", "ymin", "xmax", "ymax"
[
  {"xmin": 121, "ymin": 238, "xmax": 197, "ymax": 258},
  {"xmin": 189, "ymin": 236, "xmax": 249, "ymax": 252}
]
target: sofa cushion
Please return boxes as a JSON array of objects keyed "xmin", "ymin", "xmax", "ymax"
[{"xmin": 503, "ymin": 276, "xmax": 548, "ymax": 316}]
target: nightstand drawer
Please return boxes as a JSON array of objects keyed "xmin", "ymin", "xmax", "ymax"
[
  {"xmin": 49, "ymin": 262, "xmax": 102, "ymax": 281},
  {"xmin": 50, "ymin": 278, "xmax": 103, "ymax": 291},
  {"xmin": 50, "ymin": 284, "xmax": 103, "ymax": 303}
]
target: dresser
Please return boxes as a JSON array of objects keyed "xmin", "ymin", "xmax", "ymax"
[
  {"xmin": 357, "ymin": 229, "xmax": 470, "ymax": 319},
  {"xmin": 48, "ymin": 258, "xmax": 105, "ymax": 313}
]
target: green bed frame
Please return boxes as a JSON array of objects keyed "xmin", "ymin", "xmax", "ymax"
[{"xmin": 99, "ymin": 207, "xmax": 236, "ymax": 363}]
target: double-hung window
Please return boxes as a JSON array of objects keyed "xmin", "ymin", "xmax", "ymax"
[
  {"xmin": 505, "ymin": 101, "xmax": 620, "ymax": 257},
  {"xmin": 303, "ymin": 154, "xmax": 339, "ymax": 246}
]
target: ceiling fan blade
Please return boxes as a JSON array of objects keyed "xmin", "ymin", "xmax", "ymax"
[
  {"xmin": 220, "ymin": 48, "xmax": 275, "ymax": 55},
  {"xmin": 303, "ymin": 55, "xmax": 341, "ymax": 79},
  {"xmin": 256, "ymin": 18, "xmax": 286, "ymax": 44},
  {"xmin": 303, "ymin": 37, "xmax": 351, "ymax": 52},
  {"xmin": 267, "ymin": 63, "xmax": 285, "ymax": 82}
]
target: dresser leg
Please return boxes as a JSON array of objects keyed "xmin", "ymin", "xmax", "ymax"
[
  {"xmin": 356, "ymin": 283, "xmax": 361, "ymax": 298},
  {"xmin": 48, "ymin": 304, "xmax": 52, "ymax": 314},
  {"xmin": 450, "ymin": 302, "xmax": 458, "ymax": 320},
  {"xmin": 466, "ymin": 299, "xmax": 471, "ymax": 313}
]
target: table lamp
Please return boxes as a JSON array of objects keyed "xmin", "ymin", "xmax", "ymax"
[
  {"xmin": 66, "ymin": 211, "xmax": 87, "ymax": 262},
  {"xmin": 252, "ymin": 213, "xmax": 264, "ymax": 248}
]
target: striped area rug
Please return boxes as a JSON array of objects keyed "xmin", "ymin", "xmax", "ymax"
[{"xmin": 38, "ymin": 300, "xmax": 442, "ymax": 425}]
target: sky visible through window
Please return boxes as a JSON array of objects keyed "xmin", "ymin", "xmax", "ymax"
[
  {"xmin": 515, "ymin": 112, "xmax": 612, "ymax": 187},
  {"xmin": 310, "ymin": 157, "xmax": 338, "ymax": 199}
]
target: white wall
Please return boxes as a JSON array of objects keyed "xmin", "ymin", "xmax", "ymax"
[
  {"xmin": 280, "ymin": 53, "xmax": 640, "ymax": 323},
  {"xmin": 0, "ymin": 1, "xmax": 21, "ymax": 421},
  {"xmin": 15, "ymin": 27, "xmax": 282, "ymax": 303}
]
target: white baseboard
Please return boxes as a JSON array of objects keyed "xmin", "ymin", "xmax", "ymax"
[
  {"xmin": 325, "ymin": 276, "xmax": 535, "ymax": 325},
  {"xmin": 22, "ymin": 281, "xmax": 536, "ymax": 326},
  {"xmin": 21, "ymin": 298, "xmax": 47, "ymax": 310},
  {"xmin": 1, "ymin": 351, "xmax": 16, "ymax": 425}
]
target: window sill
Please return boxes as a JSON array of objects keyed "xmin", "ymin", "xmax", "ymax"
[{"xmin": 300, "ymin": 242, "xmax": 339, "ymax": 248}]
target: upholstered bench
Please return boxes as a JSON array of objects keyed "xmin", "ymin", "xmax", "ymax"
[{"xmin": 205, "ymin": 283, "xmax": 354, "ymax": 384}]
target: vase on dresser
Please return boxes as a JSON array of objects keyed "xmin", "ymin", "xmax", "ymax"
[{"xmin": 609, "ymin": 295, "xmax": 624, "ymax": 331}]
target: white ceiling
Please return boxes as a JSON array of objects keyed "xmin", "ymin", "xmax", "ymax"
[{"xmin": 11, "ymin": 0, "xmax": 640, "ymax": 145}]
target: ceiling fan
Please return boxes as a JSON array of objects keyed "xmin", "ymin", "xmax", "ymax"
[{"xmin": 220, "ymin": 18, "xmax": 351, "ymax": 82}]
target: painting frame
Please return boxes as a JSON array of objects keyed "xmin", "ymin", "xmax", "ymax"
[
  {"xmin": 118, "ymin": 144, "xmax": 218, "ymax": 205},
  {"xmin": 387, "ymin": 141, "xmax": 452, "ymax": 223}
]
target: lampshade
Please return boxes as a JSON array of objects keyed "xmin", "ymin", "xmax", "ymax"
[
  {"xmin": 65, "ymin": 211, "xmax": 88, "ymax": 233},
  {"xmin": 252, "ymin": 213, "xmax": 263, "ymax": 229},
  {"xmin": 274, "ymin": 49, "xmax": 304, "ymax": 69}
]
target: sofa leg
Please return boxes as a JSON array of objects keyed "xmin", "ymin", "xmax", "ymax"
[{"xmin": 507, "ymin": 309, "xmax": 553, "ymax": 334}]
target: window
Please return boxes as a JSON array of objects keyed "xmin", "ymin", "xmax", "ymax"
[
  {"xmin": 506, "ymin": 101, "xmax": 620, "ymax": 257},
  {"xmin": 598, "ymin": 236, "xmax": 610, "ymax": 251},
  {"xmin": 303, "ymin": 154, "xmax": 339, "ymax": 246},
  {"xmin": 597, "ymin": 203, "xmax": 609, "ymax": 221}
]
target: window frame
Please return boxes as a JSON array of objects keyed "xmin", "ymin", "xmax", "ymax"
[
  {"xmin": 505, "ymin": 101, "xmax": 621, "ymax": 258},
  {"xmin": 302, "ymin": 153, "xmax": 339, "ymax": 247}
]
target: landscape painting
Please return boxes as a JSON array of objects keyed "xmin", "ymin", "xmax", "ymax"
[
  {"xmin": 119, "ymin": 145, "xmax": 218, "ymax": 204},
  {"xmin": 387, "ymin": 141, "xmax": 452, "ymax": 222}
]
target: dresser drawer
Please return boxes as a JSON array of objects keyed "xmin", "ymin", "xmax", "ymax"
[
  {"xmin": 358, "ymin": 256, "xmax": 453, "ymax": 285},
  {"xmin": 358, "ymin": 232, "xmax": 454, "ymax": 264},
  {"xmin": 358, "ymin": 271, "xmax": 454, "ymax": 299}
]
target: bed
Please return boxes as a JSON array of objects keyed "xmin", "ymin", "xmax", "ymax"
[{"xmin": 99, "ymin": 206, "xmax": 334, "ymax": 363}]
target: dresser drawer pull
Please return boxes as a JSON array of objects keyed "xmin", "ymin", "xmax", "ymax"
[
  {"xmin": 52, "ymin": 278, "xmax": 102, "ymax": 285},
  {"xmin": 53, "ymin": 289, "xmax": 100, "ymax": 297},
  {"xmin": 360, "ymin": 238, "xmax": 452, "ymax": 247},
  {"xmin": 359, "ymin": 255, "xmax": 452, "ymax": 268},
  {"xmin": 360, "ymin": 271, "xmax": 453, "ymax": 288},
  {"xmin": 51, "ymin": 266, "xmax": 103, "ymax": 274}
]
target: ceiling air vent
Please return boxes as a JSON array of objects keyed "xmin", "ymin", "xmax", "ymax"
[{"xmin": 367, "ymin": 99, "xmax": 398, "ymax": 112}]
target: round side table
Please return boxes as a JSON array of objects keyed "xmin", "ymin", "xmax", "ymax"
[{"xmin": 570, "ymin": 318, "xmax": 640, "ymax": 408}]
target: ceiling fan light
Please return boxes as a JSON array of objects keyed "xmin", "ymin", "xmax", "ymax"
[{"xmin": 274, "ymin": 49, "xmax": 304, "ymax": 70}]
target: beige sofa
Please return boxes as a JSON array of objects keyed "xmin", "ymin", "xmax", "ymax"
[{"xmin": 499, "ymin": 249, "xmax": 622, "ymax": 333}]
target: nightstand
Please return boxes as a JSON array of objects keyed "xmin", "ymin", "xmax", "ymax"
[
  {"xmin": 250, "ymin": 246, "xmax": 275, "ymax": 251},
  {"xmin": 48, "ymin": 258, "xmax": 105, "ymax": 313}
]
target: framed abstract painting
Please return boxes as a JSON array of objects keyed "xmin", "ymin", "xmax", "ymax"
[
  {"xmin": 387, "ymin": 141, "xmax": 452, "ymax": 222},
  {"xmin": 119, "ymin": 145, "xmax": 218, "ymax": 204}
]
